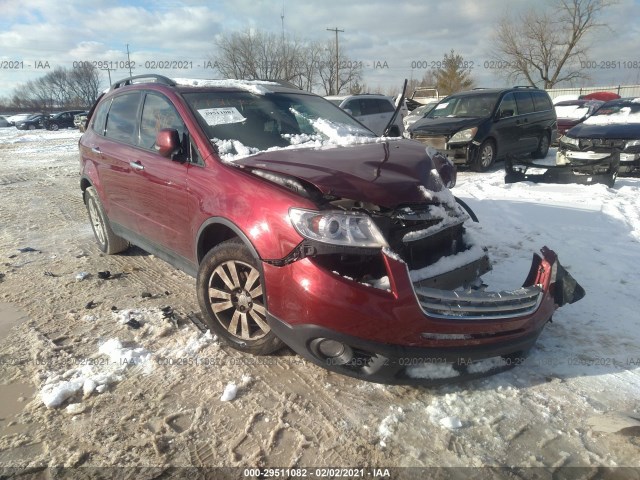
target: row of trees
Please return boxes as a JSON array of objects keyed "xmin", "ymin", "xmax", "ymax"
[
  {"xmin": 2, "ymin": 63, "xmax": 100, "ymax": 111},
  {"xmin": 1, "ymin": 0, "xmax": 611, "ymax": 109},
  {"xmin": 213, "ymin": 30, "xmax": 361, "ymax": 95}
]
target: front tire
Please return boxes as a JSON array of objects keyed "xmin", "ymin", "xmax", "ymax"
[
  {"xmin": 197, "ymin": 239, "xmax": 283, "ymax": 355},
  {"xmin": 473, "ymin": 139, "xmax": 496, "ymax": 172},
  {"xmin": 50, "ymin": 123, "xmax": 59, "ymax": 131},
  {"xmin": 84, "ymin": 186, "xmax": 129, "ymax": 254}
]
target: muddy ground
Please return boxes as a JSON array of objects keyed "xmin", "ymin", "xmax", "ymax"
[{"xmin": 0, "ymin": 129, "xmax": 639, "ymax": 479}]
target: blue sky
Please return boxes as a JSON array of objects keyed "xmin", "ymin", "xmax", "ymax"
[{"xmin": 1, "ymin": 0, "xmax": 639, "ymax": 100}]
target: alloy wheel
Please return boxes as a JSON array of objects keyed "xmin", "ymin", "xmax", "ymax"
[{"xmin": 207, "ymin": 260, "xmax": 270, "ymax": 340}]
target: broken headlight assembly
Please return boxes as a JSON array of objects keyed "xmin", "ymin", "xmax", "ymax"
[{"xmin": 289, "ymin": 208, "xmax": 388, "ymax": 248}]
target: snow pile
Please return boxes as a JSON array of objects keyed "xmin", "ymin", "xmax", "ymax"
[
  {"xmin": 426, "ymin": 393, "xmax": 466, "ymax": 430},
  {"xmin": 220, "ymin": 383, "xmax": 237, "ymax": 401},
  {"xmin": 39, "ymin": 338, "xmax": 151, "ymax": 408},
  {"xmin": 173, "ymin": 78, "xmax": 279, "ymax": 95},
  {"xmin": 220, "ymin": 375, "xmax": 252, "ymax": 402},
  {"xmin": 213, "ymin": 138, "xmax": 260, "ymax": 162},
  {"xmin": 171, "ymin": 329, "xmax": 216, "ymax": 357},
  {"xmin": 378, "ymin": 406, "xmax": 405, "ymax": 447}
]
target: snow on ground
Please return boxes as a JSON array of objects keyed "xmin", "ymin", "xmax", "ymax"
[{"xmin": 1, "ymin": 127, "xmax": 639, "ymax": 471}]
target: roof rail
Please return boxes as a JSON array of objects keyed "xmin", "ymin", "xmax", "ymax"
[
  {"xmin": 110, "ymin": 74, "xmax": 176, "ymax": 91},
  {"xmin": 256, "ymin": 79, "xmax": 302, "ymax": 90},
  {"xmin": 472, "ymin": 87, "xmax": 488, "ymax": 90},
  {"xmin": 513, "ymin": 85, "xmax": 537, "ymax": 89}
]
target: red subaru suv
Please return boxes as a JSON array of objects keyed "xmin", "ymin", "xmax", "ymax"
[{"xmin": 79, "ymin": 75, "xmax": 583, "ymax": 384}]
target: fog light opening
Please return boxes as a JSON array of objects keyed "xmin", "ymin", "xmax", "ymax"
[{"xmin": 310, "ymin": 338, "xmax": 354, "ymax": 366}]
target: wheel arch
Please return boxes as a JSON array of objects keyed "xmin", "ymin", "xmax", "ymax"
[{"xmin": 196, "ymin": 218, "xmax": 260, "ymax": 265}]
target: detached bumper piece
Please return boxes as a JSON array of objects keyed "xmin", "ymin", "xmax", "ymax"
[
  {"xmin": 269, "ymin": 247, "xmax": 584, "ymax": 385},
  {"xmin": 504, "ymin": 153, "xmax": 619, "ymax": 187}
]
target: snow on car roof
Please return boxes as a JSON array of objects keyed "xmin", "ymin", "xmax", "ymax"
[
  {"xmin": 584, "ymin": 106, "xmax": 640, "ymax": 125},
  {"xmin": 173, "ymin": 78, "xmax": 280, "ymax": 95}
]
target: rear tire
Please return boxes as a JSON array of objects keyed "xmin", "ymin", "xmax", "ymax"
[
  {"xmin": 197, "ymin": 239, "xmax": 284, "ymax": 355},
  {"xmin": 532, "ymin": 132, "xmax": 550, "ymax": 159},
  {"xmin": 84, "ymin": 186, "xmax": 129, "ymax": 254}
]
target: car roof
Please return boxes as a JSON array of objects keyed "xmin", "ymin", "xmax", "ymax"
[
  {"xmin": 106, "ymin": 75, "xmax": 307, "ymax": 96},
  {"xmin": 445, "ymin": 87, "xmax": 547, "ymax": 98}
]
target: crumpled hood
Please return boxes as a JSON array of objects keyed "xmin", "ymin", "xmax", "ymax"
[
  {"xmin": 232, "ymin": 140, "xmax": 445, "ymax": 209},
  {"xmin": 409, "ymin": 116, "xmax": 484, "ymax": 135}
]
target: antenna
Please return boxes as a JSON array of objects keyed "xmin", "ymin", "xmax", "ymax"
[{"xmin": 281, "ymin": 0, "xmax": 285, "ymax": 44}]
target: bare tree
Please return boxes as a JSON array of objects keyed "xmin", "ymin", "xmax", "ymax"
[
  {"xmin": 316, "ymin": 40, "xmax": 362, "ymax": 95},
  {"xmin": 407, "ymin": 71, "xmax": 437, "ymax": 97},
  {"xmin": 491, "ymin": 0, "xmax": 613, "ymax": 88},
  {"xmin": 212, "ymin": 30, "xmax": 361, "ymax": 95},
  {"xmin": 68, "ymin": 63, "xmax": 102, "ymax": 106},
  {"xmin": 433, "ymin": 50, "xmax": 475, "ymax": 95},
  {"xmin": 214, "ymin": 29, "xmax": 304, "ymax": 83},
  {"xmin": 8, "ymin": 65, "xmax": 102, "ymax": 110}
]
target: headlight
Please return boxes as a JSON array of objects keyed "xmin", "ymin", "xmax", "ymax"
[
  {"xmin": 449, "ymin": 127, "xmax": 478, "ymax": 144},
  {"xmin": 289, "ymin": 208, "xmax": 388, "ymax": 248},
  {"xmin": 559, "ymin": 135, "xmax": 579, "ymax": 147}
]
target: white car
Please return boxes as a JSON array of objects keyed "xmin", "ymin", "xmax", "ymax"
[
  {"xmin": 403, "ymin": 101, "xmax": 438, "ymax": 129},
  {"xmin": 5, "ymin": 113, "xmax": 33, "ymax": 126},
  {"xmin": 326, "ymin": 94, "xmax": 404, "ymax": 136}
]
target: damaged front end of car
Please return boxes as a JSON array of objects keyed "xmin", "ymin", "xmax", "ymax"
[
  {"xmin": 505, "ymin": 134, "xmax": 640, "ymax": 188},
  {"xmin": 244, "ymin": 147, "xmax": 585, "ymax": 384}
]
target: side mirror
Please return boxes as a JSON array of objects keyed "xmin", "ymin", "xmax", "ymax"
[
  {"xmin": 499, "ymin": 109, "xmax": 514, "ymax": 119},
  {"xmin": 155, "ymin": 128, "xmax": 181, "ymax": 158},
  {"xmin": 344, "ymin": 108, "xmax": 353, "ymax": 116}
]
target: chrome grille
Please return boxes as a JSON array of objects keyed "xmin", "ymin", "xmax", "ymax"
[{"xmin": 414, "ymin": 285, "xmax": 543, "ymax": 320}]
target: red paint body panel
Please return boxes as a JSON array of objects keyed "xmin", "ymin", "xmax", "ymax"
[{"xmin": 263, "ymin": 250, "xmax": 557, "ymax": 348}]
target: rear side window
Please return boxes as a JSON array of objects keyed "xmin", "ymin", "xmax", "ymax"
[
  {"xmin": 531, "ymin": 91, "xmax": 553, "ymax": 112},
  {"xmin": 514, "ymin": 92, "xmax": 535, "ymax": 115},
  {"xmin": 376, "ymin": 99, "xmax": 395, "ymax": 113},
  {"xmin": 343, "ymin": 99, "xmax": 362, "ymax": 116},
  {"xmin": 104, "ymin": 92, "xmax": 142, "ymax": 144},
  {"xmin": 91, "ymin": 99, "xmax": 111, "ymax": 135}
]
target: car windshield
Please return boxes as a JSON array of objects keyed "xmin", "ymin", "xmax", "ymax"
[
  {"xmin": 408, "ymin": 104, "xmax": 433, "ymax": 118},
  {"xmin": 183, "ymin": 91, "xmax": 377, "ymax": 160},
  {"xmin": 426, "ymin": 93, "xmax": 498, "ymax": 119},
  {"xmin": 583, "ymin": 101, "xmax": 640, "ymax": 125}
]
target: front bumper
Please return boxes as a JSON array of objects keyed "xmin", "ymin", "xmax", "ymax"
[
  {"xmin": 410, "ymin": 134, "xmax": 473, "ymax": 166},
  {"xmin": 505, "ymin": 151, "xmax": 620, "ymax": 187},
  {"xmin": 263, "ymin": 247, "xmax": 584, "ymax": 385}
]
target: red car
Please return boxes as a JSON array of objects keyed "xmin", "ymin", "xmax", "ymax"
[
  {"xmin": 79, "ymin": 75, "xmax": 584, "ymax": 384},
  {"xmin": 555, "ymin": 99, "xmax": 604, "ymax": 137}
]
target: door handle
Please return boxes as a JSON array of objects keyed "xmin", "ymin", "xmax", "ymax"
[
  {"xmin": 91, "ymin": 147, "xmax": 101, "ymax": 154},
  {"xmin": 129, "ymin": 161, "xmax": 144, "ymax": 171}
]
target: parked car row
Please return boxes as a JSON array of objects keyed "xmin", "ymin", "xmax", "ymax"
[{"xmin": 0, "ymin": 110, "xmax": 88, "ymax": 130}]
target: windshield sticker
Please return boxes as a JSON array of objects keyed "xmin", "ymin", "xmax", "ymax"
[
  {"xmin": 435, "ymin": 103, "xmax": 449, "ymax": 110},
  {"xmin": 198, "ymin": 107, "xmax": 246, "ymax": 126}
]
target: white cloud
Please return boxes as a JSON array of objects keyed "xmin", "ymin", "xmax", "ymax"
[{"xmin": 0, "ymin": 0, "xmax": 638, "ymax": 100}]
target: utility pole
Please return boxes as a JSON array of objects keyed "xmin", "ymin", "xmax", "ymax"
[
  {"xmin": 326, "ymin": 27, "xmax": 343, "ymax": 95},
  {"xmin": 102, "ymin": 67, "xmax": 114, "ymax": 85},
  {"xmin": 126, "ymin": 44, "xmax": 133, "ymax": 77}
]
